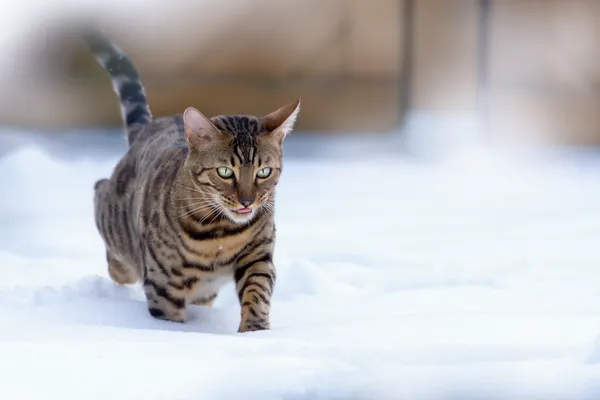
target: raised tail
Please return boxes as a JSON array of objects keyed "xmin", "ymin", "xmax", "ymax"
[{"xmin": 82, "ymin": 30, "xmax": 152, "ymax": 145}]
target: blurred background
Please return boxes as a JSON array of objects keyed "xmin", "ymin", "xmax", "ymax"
[{"xmin": 1, "ymin": 0, "xmax": 600, "ymax": 156}]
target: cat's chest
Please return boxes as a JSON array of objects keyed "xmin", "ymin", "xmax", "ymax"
[
  {"xmin": 193, "ymin": 271, "xmax": 233, "ymax": 300},
  {"xmin": 184, "ymin": 226, "xmax": 258, "ymax": 265}
]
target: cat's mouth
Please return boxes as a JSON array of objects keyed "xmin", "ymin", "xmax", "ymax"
[
  {"xmin": 232, "ymin": 207, "xmax": 253, "ymax": 215},
  {"xmin": 225, "ymin": 206, "xmax": 255, "ymax": 224}
]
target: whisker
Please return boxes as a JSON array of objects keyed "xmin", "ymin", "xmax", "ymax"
[
  {"xmin": 199, "ymin": 209, "xmax": 219, "ymax": 225},
  {"xmin": 175, "ymin": 197, "xmax": 215, "ymax": 203},
  {"xmin": 178, "ymin": 208, "xmax": 209, "ymax": 219},
  {"xmin": 263, "ymin": 205, "xmax": 274, "ymax": 216},
  {"xmin": 199, "ymin": 203, "xmax": 221, "ymax": 225},
  {"xmin": 262, "ymin": 201, "xmax": 276, "ymax": 216},
  {"xmin": 208, "ymin": 205, "xmax": 226, "ymax": 225},
  {"xmin": 174, "ymin": 182, "xmax": 215, "ymax": 196},
  {"xmin": 178, "ymin": 205, "xmax": 214, "ymax": 217},
  {"xmin": 178, "ymin": 203, "xmax": 217, "ymax": 219},
  {"xmin": 176, "ymin": 200, "xmax": 216, "ymax": 209},
  {"xmin": 174, "ymin": 197, "xmax": 214, "ymax": 201}
]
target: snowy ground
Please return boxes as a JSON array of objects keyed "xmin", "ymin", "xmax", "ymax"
[{"xmin": 2, "ymin": 129, "xmax": 600, "ymax": 399}]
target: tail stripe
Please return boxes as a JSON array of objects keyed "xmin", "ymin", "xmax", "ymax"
[
  {"xmin": 126, "ymin": 105, "xmax": 150, "ymax": 127},
  {"xmin": 83, "ymin": 31, "xmax": 152, "ymax": 144}
]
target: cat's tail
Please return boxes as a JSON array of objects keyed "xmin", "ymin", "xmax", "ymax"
[{"xmin": 82, "ymin": 30, "xmax": 152, "ymax": 145}]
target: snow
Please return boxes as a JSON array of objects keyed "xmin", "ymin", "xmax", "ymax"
[{"xmin": 2, "ymin": 132, "xmax": 600, "ymax": 399}]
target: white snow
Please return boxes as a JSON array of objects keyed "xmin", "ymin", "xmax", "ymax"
[{"xmin": 2, "ymin": 136, "xmax": 600, "ymax": 399}]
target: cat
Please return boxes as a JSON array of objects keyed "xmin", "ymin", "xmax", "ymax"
[{"xmin": 84, "ymin": 30, "xmax": 300, "ymax": 332}]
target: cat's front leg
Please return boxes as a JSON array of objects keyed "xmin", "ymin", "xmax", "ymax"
[
  {"xmin": 141, "ymin": 250, "xmax": 187, "ymax": 323},
  {"xmin": 143, "ymin": 276, "xmax": 187, "ymax": 323},
  {"xmin": 234, "ymin": 256, "xmax": 276, "ymax": 332}
]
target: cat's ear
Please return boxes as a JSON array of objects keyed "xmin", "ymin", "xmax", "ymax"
[
  {"xmin": 183, "ymin": 107, "xmax": 225, "ymax": 150},
  {"xmin": 262, "ymin": 99, "xmax": 301, "ymax": 141}
]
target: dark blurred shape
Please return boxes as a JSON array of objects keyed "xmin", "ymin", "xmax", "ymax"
[
  {"xmin": 0, "ymin": 0, "xmax": 599, "ymax": 147},
  {"xmin": 0, "ymin": 0, "xmax": 405, "ymax": 133}
]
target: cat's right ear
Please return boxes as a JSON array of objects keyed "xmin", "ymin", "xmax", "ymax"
[{"xmin": 183, "ymin": 107, "xmax": 224, "ymax": 150}]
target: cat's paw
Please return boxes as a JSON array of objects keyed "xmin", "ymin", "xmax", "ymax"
[
  {"xmin": 148, "ymin": 306, "xmax": 186, "ymax": 323},
  {"xmin": 238, "ymin": 319, "xmax": 270, "ymax": 333}
]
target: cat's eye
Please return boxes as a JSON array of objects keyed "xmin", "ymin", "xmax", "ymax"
[
  {"xmin": 256, "ymin": 167, "xmax": 272, "ymax": 179},
  {"xmin": 217, "ymin": 167, "xmax": 234, "ymax": 179}
]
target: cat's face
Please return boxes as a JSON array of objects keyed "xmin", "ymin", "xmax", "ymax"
[
  {"xmin": 181, "ymin": 100, "xmax": 299, "ymax": 224},
  {"xmin": 186, "ymin": 130, "xmax": 283, "ymax": 224}
]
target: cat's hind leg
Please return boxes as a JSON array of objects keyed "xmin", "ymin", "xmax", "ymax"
[
  {"xmin": 106, "ymin": 252, "xmax": 139, "ymax": 285},
  {"xmin": 94, "ymin": 179, "xmax": 140, "ymax": 285}
]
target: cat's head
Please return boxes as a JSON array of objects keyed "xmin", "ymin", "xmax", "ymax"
[{"xmin": 180, "ymin": 100, "xmax": 300, "ymax": 224}]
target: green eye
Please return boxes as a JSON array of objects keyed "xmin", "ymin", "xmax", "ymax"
[
  {"xmin": 256, "ymin": 167, "xmax": 272, "ymax": 179},
  {"xmin": 217, "ymin": 167, "xmax": 234, "ymax": 179}
]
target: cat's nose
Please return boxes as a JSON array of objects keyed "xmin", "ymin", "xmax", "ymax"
[{"xmin": 239, "ymin": 197, "xmax": 255, "ymax": 207}]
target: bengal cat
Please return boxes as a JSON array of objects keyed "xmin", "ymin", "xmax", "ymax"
[{"xmin": 85, "ymin": 31, "xmax": 300, "ymax": 332}]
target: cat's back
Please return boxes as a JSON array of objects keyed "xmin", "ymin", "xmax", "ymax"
[
  {"xmin": 103, "ymin": 114, "xmax": 187, "ymax": 206},
  {"xmin": 132, "ymin": 114, "xmax": 187, "ymax": 164}
]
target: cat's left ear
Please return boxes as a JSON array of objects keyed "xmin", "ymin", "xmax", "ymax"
[{"xmin": 262, "ymin": 99, "xmax": 301, "ymax": 142}]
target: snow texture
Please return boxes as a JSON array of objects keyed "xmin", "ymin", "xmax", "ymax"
[{"xmin": 2, "ymin": 133, "xmax": 600, "ymax": 399}]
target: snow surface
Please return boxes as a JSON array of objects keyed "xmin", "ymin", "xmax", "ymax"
[{"xmin": 2, "ymin": 135, "xmax": 600, "ymax": 399}]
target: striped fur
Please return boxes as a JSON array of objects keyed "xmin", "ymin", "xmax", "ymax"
[
  {"xmin": 83, "ymin": 30, "xmax": 152, "ymax": 145},
  {"xmin": 88, "ymin": 32, "xmax": 301, "ymax": 332}
]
